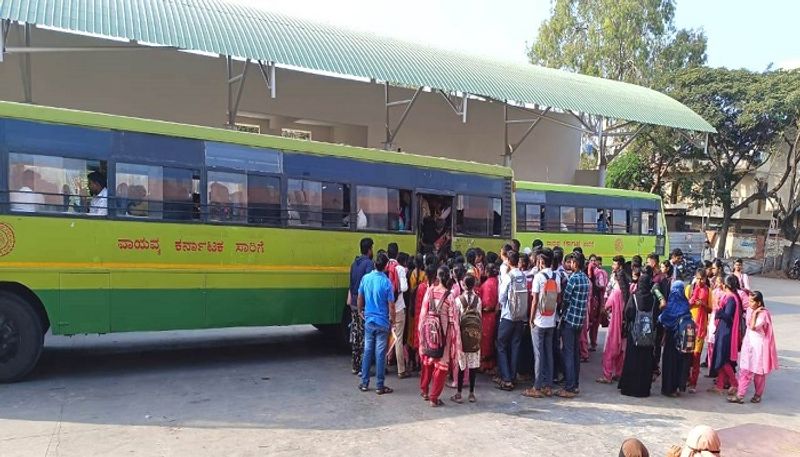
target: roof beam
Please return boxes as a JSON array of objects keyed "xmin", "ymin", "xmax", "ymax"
[
  {"xmin": 384, "ymin": 83, "xmax": 423, "ymax": 150},
  {"xmin": 257, "ymin": 60, "xmax": 276, "ymax": 99},
  {"xmin": 438, "ymin": 90, "xmax": 468, "ymax": 124}
]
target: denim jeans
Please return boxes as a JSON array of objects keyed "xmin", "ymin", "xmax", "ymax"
[
  {"xmin": 532, "ymin": 326, "xmax": 554, "ymax": 390},
  {"xmin": 561, "ymin": 323, "xmax": 581, "ymax": 392},
  {"xmin": 496, "ymin": 318, "xmax": 524, "ymax": 383},
  {"xmin": 361, "ymin": 321, "xmax": 389, "ymax": 389}
]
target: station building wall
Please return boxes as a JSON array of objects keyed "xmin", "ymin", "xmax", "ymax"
[{"xmin": 0, "ymin": 25, "xmax": 581, "ymax": 183}]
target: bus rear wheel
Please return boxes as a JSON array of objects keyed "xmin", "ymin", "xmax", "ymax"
[{"xmin": 0, "ymin": 292, "xmax": 44, "ymax": 383}]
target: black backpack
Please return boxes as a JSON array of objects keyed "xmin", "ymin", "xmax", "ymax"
[{"xmin": 631, "ymin": 296, "xmax": 655, "ymax": 347}]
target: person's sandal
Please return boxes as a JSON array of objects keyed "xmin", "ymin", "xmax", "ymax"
[
  {"xmin": 468, "ymin": 393, "xmax": 476, "ymax": 403},
  {"xmin": 555, "ymin": 389, "xmax": 576, "ymax": 399},
  {"xmin": 727, "ymin": 395, "xmax": 744, "ymax": 404},
  {"xmin": 521, "ymin": 388, "xmax": 544, "ymax": 398},
  {"xmin": 595, "ymin": 377, "xmax": 613, "ymax": 384},
  {"xmin": 430, "ymin": 399, "xmax": 444, "ymax": 407},
  {"xmin": 358, "ymin": 384, "xmax": 369, "ymax": 392},
  {"xmin": 450, "ymin": 394, "xmax": 464, "ymax": 404},
  {"xmin": 376, "ymin": 386, "xmax": 394, "ymax": 395},
  {"xmin": 750, "ymin": 395, "xmax": 762, "ymax": 403},
  {"xmin": 398, "ymin": 372, "xmax": 410, "ymax": 379},
  {"xmin": 420, "ymin": 392, "xmax": 429, "ymax": 401}
]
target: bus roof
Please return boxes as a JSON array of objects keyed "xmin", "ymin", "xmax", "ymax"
[
  {"xmin": 0, "ymin": 101, "xmax": 513, "ymax": 179},
  {"xmin": 515, "ymin": 180, "xmax": 662, "ymax": 201}
]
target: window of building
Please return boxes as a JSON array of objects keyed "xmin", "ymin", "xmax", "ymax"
[
  {"xmin": 281, "ymin": 128, "xmax": 312, "ymax": 140},
  {"xmin": 560, "ymin": 206, "xmax": 577, "ymax": 232},
  {"xmin": 322, "ymin": 182, "xmax": 351, "ymax": 229},
  {"xmin": 8, "ymin": 152, "xmax": 105, "ymax": 214},
  {"xmin": 457, "ymin": 195, "xmax": 502, "ymax": 237},
  {"xmin": 208, "ymin": 171, "xmax": 247, "ymax": 222},
  {"xmin": 248, "ymin": 175, "xmax": 281, "ymax": 226},
  {"xmin": 288, "ymin": 179, "xmax": 323, "ymax": 227},
  {"xmin": 612, "ymin": 209, "xmax": 629, "ymax": 234},
  {"xmin": 115, "ymin": 163, "xmax": 163, "ymax": 219}
]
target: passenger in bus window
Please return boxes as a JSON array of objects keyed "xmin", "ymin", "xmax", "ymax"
[
  {"xmin": 10, "ymin": 169, "xmax": 45, "ymax": 212},
  {"xmin": 87, "ymin": 171, "xmax": 108, "ymax": 216},
  {"xmin": 115, "ymin": 183, "xmax": 129, "ymax": 215}
]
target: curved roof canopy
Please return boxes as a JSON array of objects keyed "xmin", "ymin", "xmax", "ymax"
[{"xmin": 0, "ymin": 0, "xmax": 715, "ymax": 132}]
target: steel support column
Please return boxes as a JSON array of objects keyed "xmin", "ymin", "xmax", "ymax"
[
  {"xmin": 0, "ymin": 20, "xmax": 10, "ymax": 63},
  {"xmin": 257, "ymin": 60, "xmax": 276, "ymax": 99},
  {"xmin": 503, "ymin": 103, "xmax": 553, "ymax": 167},
  {"xmin": 226, "ymin": 56, "xmax": 251, "ymax": 128},
  {"xmin": 384, "ymin": 82, "xmax": 423, "ymax": 150},
  {"xmin": 20, "ymin": 23, "xmax": 32, "ymax": 103}
]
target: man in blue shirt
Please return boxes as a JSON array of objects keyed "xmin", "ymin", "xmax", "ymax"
[
  {"xmin": 348, "ymin": 238, "xmax": 374, "ymax": 375},
  {"xmin": 357, "ymin": 253, "xmax": 396, "ymax": 394},
  {"xmin": 558, "ymin": 252, "xmax": 590, "ymax": 398}
]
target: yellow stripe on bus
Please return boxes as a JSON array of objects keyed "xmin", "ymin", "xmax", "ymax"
[{"xmin": 0, "ymin": 261, "xmax": 349, "ymax": 273}]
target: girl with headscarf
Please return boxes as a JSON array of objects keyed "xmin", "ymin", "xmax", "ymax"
[
  {"xmin": 659, "ymin": 279, "xmax": 693, "ymax": 397},
  {"xmin": 597, "ymin": 269, "xmax": 629, "ymax": 384},
  {"xmin": 618, "ymin": 268, "xmax": 656, "ymax": 397},
  {"xmin": 728, "ymin": 290, "xmax": 778, "ymax": 404},
  {"xmin": 668, "ymin": 425, "xmax": 721, "ymax": 457},
  {"xmin": 709, "ymin": 275, "xmax": 743, "ymax": 395},
  {"xmin": 618, "ymin": 438, "xmax": 650, "ymax": 457}
]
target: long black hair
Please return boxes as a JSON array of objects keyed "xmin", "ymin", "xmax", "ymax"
[{"xmin": 437, "ymin": 265, "xmax": 454, "ymax": 290}]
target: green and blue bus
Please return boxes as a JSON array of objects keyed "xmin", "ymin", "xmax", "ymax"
[
  {"xmin": 514, "ymin": 180, "xmax": 667, "ymax": 261},
  {"xmin": 0, "ymin": 101, "xmax": 513, "ymax": 381},
  {"xmin": 0, "ymin": 102, "xmax": 667, "ymax": 381}
]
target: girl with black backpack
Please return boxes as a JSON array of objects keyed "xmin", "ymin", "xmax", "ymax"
[{"xmin": 452, "ymin": 274, "xmax": 482, "ymax": 404}]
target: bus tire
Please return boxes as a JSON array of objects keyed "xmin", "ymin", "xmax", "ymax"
[
  {"xmin": 313, "ymin": 307, "xmax": 351, "ymax": 351},
  {"xmin": 0, "ymin": 291, "xmax": 44, "ymax": 383}
]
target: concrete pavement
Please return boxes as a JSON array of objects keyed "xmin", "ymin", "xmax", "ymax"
[{"xmin": 1, "ymin": 276, "xmax": 798, "ymax": 456}]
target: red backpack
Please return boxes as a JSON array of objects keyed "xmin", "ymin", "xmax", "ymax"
[
  {"xmin": 386, "ymin": 259, "xmax": 400, "ymax": 296},
  {"xmin": 421, "ymin": 289, "xmax": 449, "ymax": 358}
]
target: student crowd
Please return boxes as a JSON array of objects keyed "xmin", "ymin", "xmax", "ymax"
[{"xmin": 348, "ymin": 237, "xmax": 778, "ymax": 408}]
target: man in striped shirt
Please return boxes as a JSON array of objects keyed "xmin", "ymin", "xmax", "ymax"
[{"xmin": 557, "ymin": 252, "xmax": 590, "ymax": 398}]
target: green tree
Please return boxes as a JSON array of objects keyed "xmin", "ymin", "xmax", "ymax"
[
  {"xmin": 667, "ymin": 68, "xmax": 800, "ymax": 257},
  {"xmin": 528, "ymin": 0, "xmax": 707, "ymax": 185},
  {"xmin": 605, "ymin": 150, "xmax": 652, "ymax": 192}
]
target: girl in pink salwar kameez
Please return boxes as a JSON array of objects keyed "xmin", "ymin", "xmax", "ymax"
[
  {"xmin": 597, "ymin": 270, "xmax": 629, "ymax": 383},
  {"xmin": 729, "ymin": 291, "xmax": 778, "ymax": 404}
]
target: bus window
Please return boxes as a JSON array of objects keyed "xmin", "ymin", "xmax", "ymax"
[
  {"xmin": 287, "ymin": 179, "xmax": 322, "ymax": 227},
  {"xmin": 247, "ymin": 175, "xmax": 281, "ymax": 226},
  {"xmin": 322, "ymin": 182, "xmax": 350, "ymax": 229},
  {"xmin": 560, "ymin": 206, "xmax": 576, "ymax": 232},
  {"xmin": 612, "ymin": 209, "xmax": 629, "ymax": 234},
  {"xmin": 582, "ymin": 208, "xmax": 597, "ymax": 233},
  {"xmin": 456, "ymin": 195, "xmax": 500, "ymax": 237},
  {"xmin": 522, "ymin": 204, "xmax": 543, "ymax": 231},
  {"xmin": 208, "ymin": 171, "xmax": 247, "ymax": 222},
  {"xmin": 641, "ymin": 210, "xmax": 657, "ymax": 235},
  {"xmin": 356, "ymin": 186, "xmax": 409, "ymax": 232},
  {"xmin": 115, "ymin": 163, "xmax": 163, "ymax": 219},
  {"xmin": 162, "ymin": 168, "xmax": 199, "ymax": 221},
  {"xmin": 8, "ymin": 152, "xmax": 104, "ymax": 214}
]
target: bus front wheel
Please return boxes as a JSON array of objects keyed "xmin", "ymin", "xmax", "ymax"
[{"xmin": 0, "ymin": 292, "xmax": 44, "ymax": 383}]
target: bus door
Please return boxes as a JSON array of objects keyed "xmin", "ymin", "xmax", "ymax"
[{"xmin": 416, "ymin": 191, "xmax": 454, "ymax": 257}]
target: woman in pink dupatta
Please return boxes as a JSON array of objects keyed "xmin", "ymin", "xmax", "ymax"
[
  {"xmin": 710, "ymin": 275, "xmax": 743, "ymax": 394},
  {"xmin": 729, "ymin": 291, "xmax": 778, "ymax": 404},
  {"xmin": 478, "ymin": 263, "xmax": 499, "ymax": 372},
  {"xmin": 597, "ymin": 270, "xmax": 629, "ymax": 383},
  {"xmin": 418, "ymin": 266, "xmax": 461, "ymax": 407},
  {"xmin": 706, "ymin": 275, "xmax": 725, "ymax": 371}
]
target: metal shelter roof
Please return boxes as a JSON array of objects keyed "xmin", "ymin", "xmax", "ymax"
[{"xmin": 0, "ymin": 0, "xmax": 715, "ymax": 133}]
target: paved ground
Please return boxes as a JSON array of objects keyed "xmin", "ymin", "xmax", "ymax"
[{"xmin": 1, "ymin": 277, "xmax": 798, "ymax": 456}]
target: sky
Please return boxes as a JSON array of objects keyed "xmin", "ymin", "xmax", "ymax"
[{"xmin": 227, "ymin": 0, "xmax": 799, "ymax": 71}]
